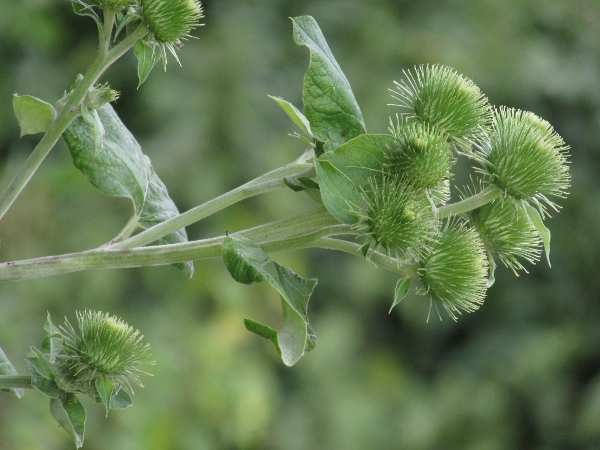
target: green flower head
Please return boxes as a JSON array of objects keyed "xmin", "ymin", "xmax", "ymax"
[
  {"xmin": 417, "ymin": 220, "xmax": 489, "ymax": 320},
  {"xmin": 390, "ymin": 65, "xmax": 491, "ymax": 151},
  {"xmin": 355, "ymin": 177, "xmax": 435, "ymax": 258},
  {"xmin": 476, "ymin": 107, "xmax": 570, "ymax": 213},
  {"xmin": 56, "ymin": 310, "xmax": 152, "ymax": 396},
  {"xmin": 387, "ymin": 121, "xmax": 454, "ymax": 189},
  {"xmin": 469, "ymin": 196, "xmax": 542, "ymax": 274},
  {"xmin": 141, "ymin": 0, "xmax": 203, "ymax": 44}
]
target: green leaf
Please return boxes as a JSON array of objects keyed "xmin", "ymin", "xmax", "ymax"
[
  {"xmin": 95, "ymin": 375, "xmax": 114, "ymax": 415},
  {"xmin": 284, "ymin": 176, "xmax": 322, "ymax": 203},
  {"xmin": 389, "ymin": 278, "xmax": 411, "ymax": 313},
  {"xmin": 0, "ymin": 346, "xmax": 23, "ymax": 398},
  {"xmin": 223, "ymin": 235, "xmax": 318, "ymax": 366},
  {"xmin": 26, "ymin": 347, "xmax": 54, "ymax": 380},
  {"xmin": 41, "ymin": 312, "xmax": 62, "ymax": 362},
  {"xmin": 71, "ymin": 0, "xmax": 101, "ymax": 28},
  {"xmin": 25, "ymin": 346, "xmax": 60, "ymax": 398},
  {"xmin": 135, "ymin": 40, "xmax": 156, "ymax": 88},
  {"xmin": 268, "ymin": 96, "xmax": 313, "ymax": 139},
  {"xmin": 13, "ymin": 94, "xmax": 57, "ymax": 137},
  {"xmin": 108, "ymin": 388, "xmax": 133, "ymax": 410},
  {"xmin": 63, "ymin": 103, "xmax": 193, "ymax": 275},
  {"xmin": 524, "ymin": 203, "xmax": 552, "ymax": 266},
  {"xmin": 291, "ymin": 16, "xmax": 366, "ymax": 150},
  {"xmin": 314, "ymin": 134, "xmax": 391, "ymax": 223},
  {"xmin": 50, "ymin": 394, "xmax": 86, "ymax": 448},
  {"xmin": 244, "ymin": 318, "xmax": 280, "ymax": 350}
]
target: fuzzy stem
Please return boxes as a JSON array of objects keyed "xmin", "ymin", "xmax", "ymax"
[
  {"xmin": 437, "ymin": 185, "xmax": 502, "ymax": 219},
  {"xmin": 0, "ymin": 376, "xmax": 33, "ymax": 390},
  {"xmin": 0, "ymin": 207, "xmax": 342, "ymax": 282},
  {"xmin": 0, "ymin": 23, "xmax": 147, "ymax": 222},
  {"xmin": 110, "ymin": 157, "xmax": 315, "ymax": 249}
]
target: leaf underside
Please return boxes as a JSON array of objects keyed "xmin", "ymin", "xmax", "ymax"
[
  {"xmin": 223, "ymin": 235, "xmax": 318, "ymax": 366},
  {"xmin": 63, "ymin": 103, "xmax": 193, "ymax": 276}
]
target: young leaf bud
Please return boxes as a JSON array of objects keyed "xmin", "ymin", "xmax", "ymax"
[
  {"xmin": 355, "ymin": 177, "xmax": 435, "ymax": 258},
  {"xmin": 476, "ymin": 107, "xmax": 570, "ymax": 213},
  {"xmin": 386, "ymin": 122, "xmax": 454, "ymax": 189},
  {"xmin": 390, "ymin": 65, "xmax": 491, "ymax": 151},
  {"xmin": 141, "ymin": 0, "xmax": 203, "ymax": 44},
  {"xmin": 55, "ymin": 311, "xmax": 152, "ymax": 397},
  {"xmin": 469, "ymin": 196, "xmax": 542, "ymax": 274},
  {"xmin": 417, "ymin": 220, "xmax": 488, "ymax": 319}
]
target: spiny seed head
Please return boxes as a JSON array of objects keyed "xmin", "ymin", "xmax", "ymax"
[
  {"xmin": 469, "ymin": 196, "xmax": 542, "ymax": 275},
  {"xmin": 355, "ymin": 177, "xmax": 435, "ymax": 258},
  {"xmin": 417, "ymin": 220, "xmax": 489, "ymax": 320},
  {"xmin": 476, "ymin": 107, "xmax": 570, "ymax": 213},
  {"xmin": 390, "ymin": 65, "xmax": 491, "ymax": 151},
  {"xmin": 141, "ymin": 0, "xmax": 203, "ymax": 44},
  {"xmin": 56, "ymin": 310, "xmax": 152, "ymax": 396},
  {"xmin": 386, "ymin": 122, "xmax": 454, "ymax": 189}
]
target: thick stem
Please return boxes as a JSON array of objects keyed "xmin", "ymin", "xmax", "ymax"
[
  {"xmin": 110, "ymin": 159, "xmax": 315, "ymax": 249},
  {"xmin": 0, "ymin": 23, "xmax": 147, "ymax": 222},
  {"xmin": 437, "ymin": 185, "xmax": 502, "ymax": 219},
  {"xmin": 0, "ymin": 207, "xmax": 342, "ymax": 282},
  {"xmin": 0, "ymin": 375, "xmax": 33, "ymax": 390}
]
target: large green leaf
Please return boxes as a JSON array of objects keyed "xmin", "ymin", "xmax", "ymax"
[
  {"xmin": 222, "ymin": 235, "xmax": 318, "ymax": 366},
  {"xmin": 314, "ymin": 134, "xmax": 391, "ymax": 224},
  {"xmin": 0, "ymin": 346, "xmax": 23, "ymax": 398},
  {"xmin": 50, "ymin": 394, "xmax": 86, "ymax": 448},
  {"xmin": 292, "ymin": 16, "xmax": 366, "ymax": 151},
  {"xmin": 63, "ymin": 103, "xmax": 193, "ymax": 275}
]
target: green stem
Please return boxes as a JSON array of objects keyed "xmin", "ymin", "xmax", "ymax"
[
  {"xmin": 437, "ymin": 185, "xmax": 502, "ymax": 219},
  {"xmin": 311, "ymin": 237, "xmax": 418, "ymax": 277},
  {"xmin": 0, "ymin": 207, "xmax": 341, "ymax": 282},
  {"xmin": 110, "ymin": 157, "xmax": 315, "ymax": 249},
  {"xmin": 0, "ymin": 22, "xmax": 147, "ymax": 222},
  {"xmin": 0, "ymin": 375, "xmax": 33, "ymax": 390}
]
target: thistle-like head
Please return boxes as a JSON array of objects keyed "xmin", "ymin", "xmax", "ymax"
[
  {"xmin": 390, "ymin": 65, "xmax": 491, "ymax": 151},
  {"xmin": 476, "ymin": 107, "xmax": 570, "ymax": 214},
  {"xmin": 417, "ymin": 220, "xmax": 489, "ymax": 320},
  {"xmin": 55, "ymin": 310, "xmax": 153, "ymax": 397}
]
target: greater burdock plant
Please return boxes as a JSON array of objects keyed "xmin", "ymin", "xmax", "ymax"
[{"xmin": 0, "ymin": 3, "xmax": 570, "ymax": 447}]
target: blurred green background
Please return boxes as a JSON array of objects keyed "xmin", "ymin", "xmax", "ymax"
[{"xmin": 1, "ymin": 0, "xmax": 600, "ymax": 448}]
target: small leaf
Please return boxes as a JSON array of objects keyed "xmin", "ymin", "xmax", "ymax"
[
  {"xmin": 135, "ymin": 40, "xmax": 156, "ymax": 88},
  {"xmin": 0, "ymin": 346, "xmax": 23, "ymax": 398},
  {"xmin": 72, "ymin": 0, "xmax": 101, "ymax": 27},
  {"xmin": 524, "ymin": 203, "xmax": 552, "ymax": 266},
  {"xmin": 291, "ymin": 16, "xmax": 366, "ymax": 150},
  {"xmin": 50, "ymin": 394, "xmax": 86, "ymax": 448},
  {"xmin": 284, "ymin": 176, "xmax": 319, "ymax": 192},
  {"xmin": 389, "ymin": 278, "xmax": 411, "ymax": 313},
  {"xmin": 223, "ymin": 235, "xmax": 318, "ymax": 366},
  {"xmin": 13, "ymin": 94, "xmax": 56, "ymax": 137},
  {"xmin": 26, "ymin": 346, "xmax": 55, "ymax": 380},
  {"xmin": 314, "ymin": 134, "xmax": 391, "ymax": 224},
  {"xmin": 95, "ymin": 375, "xmax": 114, "ymax": 415},
  {"xmin": 41, "ymin": 312, "xmax": 62, "ymax": 362},
  {"xmin": 268, "ymin": 96, "xmax": 313, "ymax": 139},
  {"xmin": 108, "ymin": 388, "xmax": 133, "ymax": 410},
  {"xmin": 26, "ymin": 358, "xmax": 60, "ymax": 398},
  {"xmin": 63, "ymin": 103, "xmax": 192, "ymax": 274}
]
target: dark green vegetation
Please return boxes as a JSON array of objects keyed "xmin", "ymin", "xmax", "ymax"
[{"xmin": 1, "ymin": 0, "xmax": 599, "ymax": 448}]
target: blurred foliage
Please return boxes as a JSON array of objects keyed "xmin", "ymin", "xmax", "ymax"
[{"xmin": 1, "ymin": 0, "xmax": 600, "ymax": 448}]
